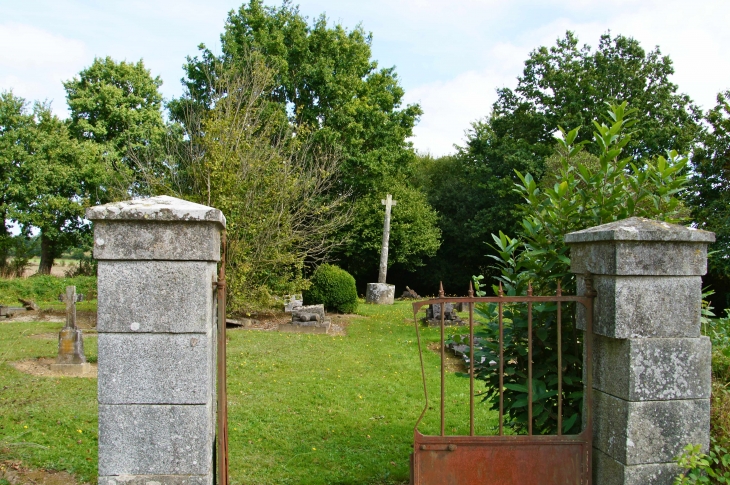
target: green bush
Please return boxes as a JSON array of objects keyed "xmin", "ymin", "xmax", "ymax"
[{"xmin": 303, "ymin": 264, "xmax": 357, "ymax": 314}]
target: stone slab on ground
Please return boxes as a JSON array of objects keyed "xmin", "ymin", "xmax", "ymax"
[
  {"xmin": 278, "ymin": 322, "xmax": 330, "ymax": 334},
  {"xmin": 366, "ymin": 283, "xmax": 395, "ymax": 304},
  {"xmin": 593, "ymin": 390, "xmax": 709, "ymax": 465},
  {"xmin": 97, "ymin": 333, "xmax": 213, "ymax": 405},
  {"xmin": 592, "ymin": 335, "xmax": 711, "ymax": 401},
  {"xmin": 593, "ymin": 448, "xmax": 680, "ymax": 485},
  {"xmin": 49, "ymin": 363, "xmax": 93, "ymax": 376},
  {"xmin": 98, "ymin": 404, "xmax": 213, "ymax": 477},
  {"xmin": 97, "ymin": 261, "xmax": 216, "ymax": 333},
  {"xmin": 576, "ymin": 275, "xmax": 701, "ymax": 338}
]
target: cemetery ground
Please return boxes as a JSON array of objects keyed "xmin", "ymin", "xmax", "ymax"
[{"xmin": 0, "ymin": 295, "xmax": 498, "ymax": 485}]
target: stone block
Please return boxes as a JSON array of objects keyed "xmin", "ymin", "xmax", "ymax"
[
  {"xmin": 49, "ymin": 363, "xmax": 93, "ymax": 376},
  {"xmin": 366, "ymin": 283, "xmax": 395, "ymax": 304},
  {"xmin": 97, "ymin": 261, "xmax": 216, "ymax": 333},
  {"xmin": 577, "ymin": 275, "xmax": 701, "ymax": 338},
  {"xmin": 87, "ymin": 195, "xmax": 226, "ymax": 225},
  {"xmin": 565, "ymin": 217, "xmax": 713, "ymax": 277},
  {"xmin": 593, "ymin": 448, "xmax": 680, "ymax": 485},
  {"xmin": 98, "ymin": 334, "xmax": 213, "ymax": 405},
  {"xmin": 98, "ymin": 404, "xmax": 213, "ymax": 477},
  {"xmin": 593, "ymin": 390, "xmax": 709, "ymax": 465},
  {"xmin": 93, "ymin": 221, "xmax": 221, "ymax": 261},
  {"xmin": 98, "ymin": 475, "xmax": 210, "ymax": 485},
  {"xmin": 593, "ymin": 335, "xmax": 711, "ymax": 401}
]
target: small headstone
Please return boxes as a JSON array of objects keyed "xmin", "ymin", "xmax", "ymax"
[
  {"xmin": 423, "ymin": 303, "xmax": 465, "ymax": 327},
  {"xmin": 400, "ymin": 286, "xmax": 420, "ymax": 299},
  {"xmin": 283, "ymin": 294, "xmax": 303, "ymax": 313},
  {"xmin": 50, "ymin": 286, "xmax": 91, "ymax": 375}
]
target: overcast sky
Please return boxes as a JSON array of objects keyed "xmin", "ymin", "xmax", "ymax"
[{"xmin": 1, "ymin": 0, "xmax": 728, "ymax": 156}]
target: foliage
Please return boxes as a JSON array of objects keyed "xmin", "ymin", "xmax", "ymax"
[
  {"xmin": 0, "ymin": 275, "xmax": 97, "ymax": 305},
  {"xmin": 174, "ymin": 2, "xmax": 437, "ymax": 286},
  {"xmin": 64, "ymin": 56, "xmax": 166, "ymax": 195},
  {"xmin": 0, "ymin": 93, "xmax": 109, "ymax": 274},
  {"xmin": 436, "ymin": 31, "xmax": 700, "ymax": 291},
  {"xmin": 674, "ymin": 442, "xmax": 730, "ymax": 484},
  {"xmin": 144, "ymin": 58, "xmax": 350, "ymax": 312},
  {"xmin": 687, "ymin": 91, "xmax": 730, "ymax": 310},
  {"xmin": 303, "ymin": 263, "xmax": 357, "ymax": 313},
  {"xmin": 472, "ymin": 102, "xmax": 690, "ymax": 434}
]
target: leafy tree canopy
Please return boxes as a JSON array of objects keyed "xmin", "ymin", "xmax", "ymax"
[
  {"xmin": 64, "ymin": 56, "xmax": 165, "ymax": 191},
  {"xmin": 175, "ymin": 0, "xmax": 422, "ymax": 195},
  {"xmin": 427, "ymin": 31, "xmax": 701, "ymax": 291}
]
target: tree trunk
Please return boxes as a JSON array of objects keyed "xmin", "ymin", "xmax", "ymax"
[{"xmin": 38, "ymin": 233, "xmax": 55, "ymax": 275}]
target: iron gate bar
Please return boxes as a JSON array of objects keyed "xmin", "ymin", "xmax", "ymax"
[
  {"xmin": 410, "ymin": 279, "xmax": 595, "ymax": 485},
  {"xmin": 216, "ymin": 232, "xmax": 229, "ymax": 485}
]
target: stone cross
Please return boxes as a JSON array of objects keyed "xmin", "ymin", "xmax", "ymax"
[
  {"xmin": 52, "ymin": 285, "xmax": 90, "ymax": 373},
  {"xmin": 378, "ymin": 194, "xmax": 397, "ymax": 284}
]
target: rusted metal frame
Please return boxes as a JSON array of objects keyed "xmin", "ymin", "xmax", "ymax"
[
  {"xmin": 583, "ymin": 275, "xmax": 597, "ymax": 481},
  {"xmin": 215, "ymin": 232, "xmax": 229, "ymax": 485},
  {"xmin": 527, "ymin": 283, "xmax": 533, "ymax": 436},
  {"xmin": 412, "ymin": 295, "xmax": 593, "ymax": 314},
  {"xmin": 498, "ymin": 283, "xmax": 504, "ymax": 436},
  {"xmin": 557, "ymin": 282, "xmax": 563, "ymax": 436},
  {"xmin": 439, "ymin": 283, "xmax": 446, "ymax": 437},
  {"xmin": 468, "ymin": 283, "xmax": 475, "ymax": 436}
]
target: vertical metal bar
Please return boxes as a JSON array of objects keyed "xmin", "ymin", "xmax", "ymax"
[
  {"xmin": 468, "ymin": 282, "xmax": 475, "ymax": 436},
  {"xmin": 498, "ymin": 283, "xmax": 504, "ymax": 437},
  {"xmin": 216, "ymin": 232, "xmax": 229, "ymax": 485},
  {"xmin": 584, "ymin": 276, "xmax": 596, "ymax": 481},
  {"xmin": 527, "ymin": 282, "xmax": 533, "ymax": 436},
  {"xmin": 439, "ymin": 283, "xmax": 445, "ymax": 437},
  {"xmin": 557, "ymin": 281, "xmax": 563, "ymax": 436}
]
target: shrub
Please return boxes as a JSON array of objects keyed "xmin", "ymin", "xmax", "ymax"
[
  {"xmin": 303, "ymin": 264, "xmax": 357, "ymax": 314},
  {"xmin": 0, "ymin": 275, "xmax": 97, "ymax": 305}
]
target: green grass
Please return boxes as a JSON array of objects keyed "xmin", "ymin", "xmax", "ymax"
[
  {"xmin": 0, "ymin": 301, "xmax": 498, "ymax": 484},
  {"xmin": 0, "ymin": 275, "xmax": 97, "ymax": 307}
]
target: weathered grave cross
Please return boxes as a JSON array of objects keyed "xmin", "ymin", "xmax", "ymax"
[
  {"xmin": 378, "ymin": 194, "xmax": 397, "ymax": 284},
  {"xmin": 52, "ymin": 286, "xmax": 89, "ymax": 371}
]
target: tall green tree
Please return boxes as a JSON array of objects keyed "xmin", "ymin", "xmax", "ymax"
[
  {"xmin": 11, "ymin": 103, "xmax": 108, "ymax": 273},
  {"xmin": 0, "ymin": 91, "xmax": 34, "ymax": 275},
  {"xmin": 688, "ymin": 91, "xmax": 730, "ymax": 308},
  {"xmin": 429, "ymin": 31, "xmax": 701, "ymax": 290},
  {"xmin": 64, "ymin": 57, "xmax": 165, "ymax": 194},
  {"xmin": 173, "ymin": 1, "xmax": 438, "ymax": 283}
]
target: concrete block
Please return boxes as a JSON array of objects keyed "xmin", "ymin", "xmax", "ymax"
[
  {"xmin": 577, "ymin": 275, "xmax": 701, "ymax": 338},
  {"xmin": 98, "ymin": 475, "xmax": 210, "ymax": 485},
  {"xmin": 566, "ymin": 218, "xmax": 713, "ymax": 277},
  {"xmin": 593, "ymin": 448, "xmax": 680, "ymax": 485},
  {"xmin": 98, "ymin": 334, "xmax": 213, "ymax": 405},
  {"xmin": 87, "ymin": 195, "xmax": 226, "ymax": 225},
  {"xmin": 593, "ymin": 390, "xmax": 709, "ymax": 465},
  {"xmin": 593, "ymin": 335, "xmax": 711, "ymax": 401},
  {"xmin": 98, "ymin": 404, "xmax": 213, "ymax": 477},
  {"xmin": 366, "ymin": 283, "xmax": 395, "ymax": 304},
  {"xmin": 49, "ymin": 363, "xmax": 93, "ymax": 376},
  {"xmin": 93, "ymin": 221, "xmax": 221, "ymax": 262},
  {"xmin": 97, "ymin": 261, "xmax": 216, "ymax": 333}
]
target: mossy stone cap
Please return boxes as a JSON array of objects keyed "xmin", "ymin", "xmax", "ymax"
[
  {"xmin": 86, "ymin": 195, "xmax": 226, "ymax": 228},
  {"xmin": 564, "ymin": 217, "xmax": 714, "ymax": 244}
]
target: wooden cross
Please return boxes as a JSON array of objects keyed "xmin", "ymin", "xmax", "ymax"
[{"xmin": 378, "ymin": 194, "xmax": 397, "ymax": 284}]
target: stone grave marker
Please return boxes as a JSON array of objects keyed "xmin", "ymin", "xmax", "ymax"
[{"xmin": 50, "ymin": 286, "xmax": 92, "ymax": 375}]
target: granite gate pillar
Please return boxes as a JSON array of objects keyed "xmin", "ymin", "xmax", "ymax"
[
  {"xmin": 566, "ymin": 217, "xmax": 714, "ymax": 485},
  {"xmin": 88, "ymin": 196, "xmax": 225, "ymax": 485}
]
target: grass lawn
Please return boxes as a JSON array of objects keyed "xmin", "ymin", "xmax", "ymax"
[{"xmin": 0, "ymin": 300, "xmax": 498, "ymax": 485}]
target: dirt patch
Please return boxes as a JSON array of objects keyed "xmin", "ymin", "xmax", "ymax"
[
  {"xmin": 0, "ymin": 460, "xmax": 87, "ymax": 485},
  {"xmin": 2, "ymin": 311, "xmax": 96, "ymax": 328},
  {"xmin": 228, "ymin": 311, "xmax": 357, "ymax": 336},
  {"xmin": 8, "ymin": 358, "xmax": 97, "ymax": 378},
  {"xmin": 427, "ymin": 342, "xmax": 468, "ymax": 373}
]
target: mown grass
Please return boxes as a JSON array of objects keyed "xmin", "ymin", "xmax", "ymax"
[
  {"xmin": 0, "ymin": 276, "xmax": 97, "ymax": 307},
  {"xmin": 0, "ymin": 300, "xmax": 497, "ymax": 484},
  {"xmin": 0, "ymin": 321, "xmax": 99, "ymax": 482}
]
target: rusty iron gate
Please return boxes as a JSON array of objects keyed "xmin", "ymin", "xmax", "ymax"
[
  {"xmin": 215, "ymin": 232, "xmax": 229, "ymax": 485},
  {"xmin": 410, "ymin": 281, "xmax": 595, "ymax": 485}
]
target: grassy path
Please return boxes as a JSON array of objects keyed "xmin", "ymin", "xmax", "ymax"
[{"xmin": 0, "ymin": 300, "xmax": 497, "ymax": 484}]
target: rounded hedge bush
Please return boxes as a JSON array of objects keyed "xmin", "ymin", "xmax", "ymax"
[{"xmin": 303, "ymin": 264, "xmax": 358, "ymax": 314}]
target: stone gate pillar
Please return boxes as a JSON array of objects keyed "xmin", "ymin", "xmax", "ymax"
[
  {"xmin": 88, "ymin": 196, "xmax": 225, "ymax": 485},
  {"xmin": 565, "ymin": 217, "xmax": 714, "ymax": 485}
]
